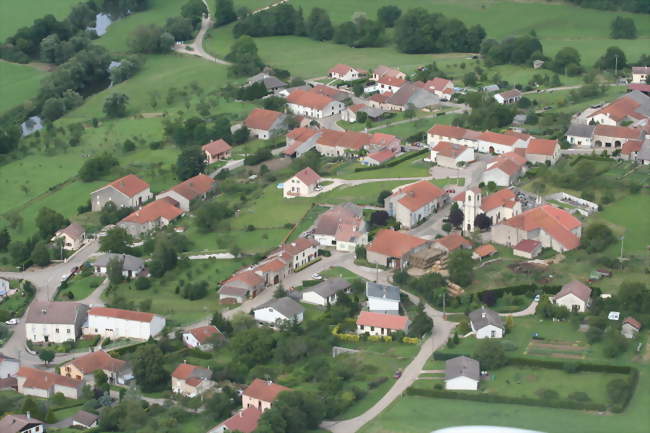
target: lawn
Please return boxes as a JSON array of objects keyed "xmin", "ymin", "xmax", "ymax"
[
  {"xmin": 102, "ymin": 259, "xmax": 248, "ymax": 325},
  {"xmin": 0, "ymin": 0, "xmax": 79, "ymax": 40},
  {"xmin": 287, "ymin": 204, "xmax": 329, "ymax": 242},
  {"xmin": 318, "ymin": 180, "xmax": 412, "ymax": 206},
  {"xmin": 55, "ymin": 275, "xmax": 104, "ymax": 301},
  {"xmin": 592, "ymin": 194, "xmax": 650, "ymax": 255},
  {"xmin": 335, "ymin": 154, "xmax": 430, "ymax": 180},
  {"xmin": 378, "ymin": 114, "xmax": 458, "ymax": 140},
  {"xmin": 320, "ymin": 266, "xmax": 360, "ymax": 281},
  {"xmin": 0, "ymin": 61, "xmax": 47, "ymax": 114},
  {"xmin": 528, "ymin": 85, "xmax": 628, "ymax": 114}
]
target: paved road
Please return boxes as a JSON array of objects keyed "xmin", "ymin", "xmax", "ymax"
[
  {"xmin": 173, "ymin": 1, "xmax": 231, "ymax": 65},
  {"xmin": 209, "ymin": 158, "xmax": 244, "ymax": 177},
  {"xmin": 500, "ymin": 300, "xmax": 538, "ymax": 317}
]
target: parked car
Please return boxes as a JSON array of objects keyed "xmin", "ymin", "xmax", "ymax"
[
  {"xmin": 5, "ymin": 318, "xmax": 19, "ymax": 325},
  {"xmin": 393, "ymin": 369, "xmax": 402, "ymax": 379},
  {"xmin": 534, "ymin": 294, "xmax": 541, "ymax": 302},
  {"xmin": 311, "ymin": 273, "xmax": 323, "ymax": 280}
]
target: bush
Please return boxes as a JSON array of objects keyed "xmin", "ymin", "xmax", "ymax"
[
  {"xmin": 134, "ymin": 277, "xmax": 151, "ymax": 291},
  {"xmin": 568, "ymin": 391, "xmax": 591, "ymax": 402},
  {"xmin": 368, "ymin": 376, "xmax": 388, "ymax": 389},
  {"xmin": 536, "ymin": 388, "xmax": 559, "ymax": 400}
]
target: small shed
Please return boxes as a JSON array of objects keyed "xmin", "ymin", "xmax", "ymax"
[
  {"xmin": 513, "ymin": 239, "xmax": 542, "ymax": 259},
  {"xmin": 621, "ymin": 317, "xmax": 641, "ymax": 339},
  {"xmin": 72, "ymin": 410, "xmax": 99, "ymax": 429}
]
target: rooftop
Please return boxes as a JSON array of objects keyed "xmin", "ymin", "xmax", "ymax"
[
  {"xmin": 366, "ymin": 282, "xmax": 400, "ymax": 301},
  {"xmin": 356, "ymin": 311, "xmax": 408, "ymax": 331},
  {"xmin": 445, "ymin": 356, "xmax": 480, "ymax": 381},
  {"xmin": 255, "ymin": 297, "xmax": 304, "ymax": 319},
  {"xmin": 69, "ymin": 350, "xmax": 128, "ymax": 375},
  {"xmin": 244, "ymin": 108, "xmax": 284, "ymax": 131},
  {"xmin": 243, "ymin": 378, "xmax": 290, "ymax": 403},
  {"xmin": 99, "ymin": 174, "xmax": 149, "ymax": 198},
  {"xmin": 89, "ymin": 306, "xmax": 157, "ymax": 323},
  {"xmin": 25, "ymin": 301, "xmax": 87, "ymax": 325},
  {"xmin": 553, "ymin": 280, "xmax": 592, "ymax": 303},
  {"xmin": 469, "ymin": 306, "xmax": 504, "ymax": 330},
  {"xmin": 390, "ymin": 180, "xmax": 445, "ymax": 212},
  {"xmin": 202, "ymin": 138, "xmax": 232, "ymax": 157},
  {"xmin": 367, "ymin": 229, "xmax": 427, "ymax": 259}
]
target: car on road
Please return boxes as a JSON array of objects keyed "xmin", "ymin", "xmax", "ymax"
[
  {"xmin": 393, "ymin": 369, "xmax": 402, "ymax": 379},
  {"xmin": 311, "ymin": 273, "xmax": 323, "ymax": 280},
  {"xmin": 5, "ymin": 318, "xmax": 19, "ymax": 325},
  {"xmin": 534, "ymin": 294, "xmax": 541, "ymax": 302}
]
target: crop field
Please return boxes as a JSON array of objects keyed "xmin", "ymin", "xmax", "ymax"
[{"xmin": 0, "ymin": 61, "xmax": 46, "ymax": 114}]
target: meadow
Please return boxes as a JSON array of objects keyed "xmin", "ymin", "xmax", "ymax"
[
  {"xmin": 0, "ymin": 0, "xmax": 79, "ymax": 40},
  {"xmin": 0, "ymin": 61, "xmax": 46, "ymax": 114}
]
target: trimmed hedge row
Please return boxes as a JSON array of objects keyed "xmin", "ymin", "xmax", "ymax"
[
  {"xmin": 478, "ymin": 284, "xmax": 561, "ymax": 306},
  {"xmin": 507, "ymin": 356, "xmax": 634, "ymax": 374},
  {"xmin": 612, "ymin": 367, "xmax": 639, "ymax": 413},
  {"xmin": 406, "ymin": 387, "xmax": 607, "ymax": 412},
  {"xmin": 353, "ymin": 149, "xmax": 428, "ymax": 172}
]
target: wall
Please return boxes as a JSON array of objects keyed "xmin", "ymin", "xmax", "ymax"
[
  {"xmin": 26, "ymin": 323, "xmax": 78, "ymax": 343},
  {"xmin": 445, "ymin": 376, "xmax": 479, "ymax": 391}
]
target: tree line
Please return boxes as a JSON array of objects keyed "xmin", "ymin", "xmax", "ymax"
[{"xmin": 566, "ymin": 0, "xmax": 649, "ymax": 14}]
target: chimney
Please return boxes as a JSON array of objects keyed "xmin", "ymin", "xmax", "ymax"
[
  {"xmin": 239, "ymin": 410, "xmax": 244, "ymax": 417},
  {"xmin": 41, "ymin": 308, "xmax": 47, "ymax": 315},
  {"xmin": 27, "ymin": 412, "xmax": 31, "ymax": 420}
]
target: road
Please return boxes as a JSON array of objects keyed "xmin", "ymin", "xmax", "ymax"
[
  {"xmin": 209, "ymin": 158, "xmax": 244, "ymax": 177},
  {"xmin": 172, "ymin": 1, "xmax": 231, "ymax": 65}
]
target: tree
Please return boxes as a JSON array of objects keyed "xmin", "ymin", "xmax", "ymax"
[
  {"xmin": 99, "ymin": 227, "xmax": 133, "ymax": 253},
  {"xmin": 0, "ymin": 125, "xmax": 21, "ymax": 154},
  {"xmin": 36, "ymin": 207, "xmax": 68, "ymax": 239},
  {"xmin": 448, "ymin": 202, "xmax": 464, "ymax": 227},
  {"xmin": 306, "ymin": 8, "xmax": 334, "ymax": 41},
  {"xmin": 408, "ymin": 305, "xmax": 433, "ymax": 337},
  {"xmin": 176, "ymin": 146, "xmax": 207, "ymax": 180},
  {"xmin": 553, "ymin": 47, "xmax": 582, "ymax": 75},
  {"xmin": 150, "ymin": 235, "xmax": 178, "ymax": 277},
  {"xmin": 132, "ymin": 343, "xmax": 168, "ymax": 392},
  {"xmin": 602, "ymin": 327, "xmax": 627, "ymax": 358},
  {"xmin": 610, "ymin": 16, "xmax": 637, "ymax": 39},
  {"xmin": 30, "ymin": 241, "xmax": 51, "ymax": 267},
  {"xmin": 107, "ymin": 257, "xmax": 124, "ymax": 285},
  {"xmin": 110, "ymin": 58, "xmax": 140, "ymax": 84},
  {"xmin": 94, "ymin": 370, "xmax": 109, "ymax": 392},
  {"xmin": 103, "ymin": 93, "xmax": 129, "ymax": 118},
  {"xmin": 232, "ymin": 126, "xmax": 250, "ymax": 145},
  {"xmin": 355, "ymin": 245, "xmax": 366, "ymax": 260},
  {"xmin": 41, "ymin": 97, "xmax": 66, "ymax": 121},
  {"xmin": 606, "ymin": 378, "xmax": 630, "ymax": 406},
  {"xmin": 128, "ymin": 24, "xmax": 173, "ymax": 53},
  {"xmin": 473, "ymin": 339, "xmax": 507, "ymax": 370},
  {"xmin": 595, "ymin": 46, "xmax": 626, "ymax": 71},
  {"xmin": 39, "ymin": 349, "xmax": 55, "ymax": 364},
  {"xmin": 78, "ymin": 153, "xmax": 118, "ymax": 182},
  {"xmin": 463, "ymin": 71, "xmax": 478, "ymax": 87},
  {"xmin": 165, "ymin": 16, "xmax": 194, "ymax": 41},
  {"xmin": 377, "ymin": 190, "xmax": 392, "ymax": 206},
  {"xmin": 211, "ymin": 311, "xmax": 233, "ymax": 336},
  {"xmin": 581, "ymin": 223, "xmax": 616, "ymax": 253},
  {"xmin": 474, "ymin": 213, "xmax": 492, "ymax": 231},
  {"xmin": 0, "ymin": 228, "xmax": 10, "ymax": 252},
  {"xmin": 226, "ymin": 36, "xmax": 264, "ymax": 77},
  {"xmin": 376, "ymin": 5, "xmax": 401, "ymax": 27},
  {"xmin": 447, "ymin": 249, "xmax": 474, "ymax": 287},
  {"xmin": 215, "ymin": 0, "xmax": 237, "ymax": 26}
]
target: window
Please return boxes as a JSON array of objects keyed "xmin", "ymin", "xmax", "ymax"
[
  {"xmin": 370, "ymin": 326, "xmax": 374, "ymax": 331},
  {"xmin": 55, "ymin": 328, "xmax": 60, "ymax": 333},
  {"xmin": 67, "ymin": 329, "xmax": 71, "ymax": 333}
]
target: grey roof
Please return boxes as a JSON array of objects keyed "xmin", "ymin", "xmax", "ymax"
[
  {"xmin": 248, "ymin": 73, "xmax": 287, "ymax": 91},
  {"xmin": 553, "ymin": 280, "xmax": 592, "ymax": 303},
  {"xmin": 20, "ymin": 116, "xmax": 43, "ymax": 137},
  {"xmin": 638, "ymin": 138, "xmax": 650, "ymax": 161},
  {"xmin": 57, "ymin": 223, "xmax": 85, "ymax": 240},
  {"xmin": 482, "ymin": 84, "xmax": 500, "ymax": 92},
  {"xmin": 366, "ymin": 282, "xmax": 400, "ymax": 301},
  {"xmin": 0, "ymin": 414, "xmax": 45, "ymax": 433},
  {"xmin": 358, "ymin": 105, "xmax": 385, "ymax": 118},
  {"xmin": 566, "ymin": 123, "xmax": 595, "ymax": 138},
  {"xmin": 445, "ymin": 356, "xmax": 480, "ymax": 381},
  {"xmin": 386, "ymin": 82, "xmax": 438, "ymax": 108},
  {"xmin": 25, "ymin": 301, "xmax": 88, "ymax": 325},
  {"xmin": 72, "ymin": 410, "xmax": 99, "ymax": 427},
  {"xmin": 304, "ymin": 278, "xmax": 351, "ymax": 299},
  {"xmin": 0, "ymin": 352, "xmax": 19, "ymax": 363},
  {"xmin": 469, "ymin": 306, "xmax": 504, "ymax": 330},
  {"xmin": 314, "ymin": 203, "xmax": 363, "ymax": 237},
  {"xmin": 256, "ymin": 297, "xmax": 304, "ymax": 318},
  {"xmin": 92, "ymin": 253, "xmax": 144, "ymax": 272}
]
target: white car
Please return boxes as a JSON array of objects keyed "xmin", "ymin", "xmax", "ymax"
[
  {"xmin": 311, "ymin": 273, "xmax": 323, "ymax": 280},
  {"xmin": 5, "ymin": 318, "xmax": 19, "ymax": 325},
  {"xmin": 534, "ymin": 294, "xmax": 541, "ymax": 302}
]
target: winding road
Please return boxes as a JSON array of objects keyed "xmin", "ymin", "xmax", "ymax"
[{"xmin": 173, "ymin": 0, "xmax": 230, "ymax": 65}]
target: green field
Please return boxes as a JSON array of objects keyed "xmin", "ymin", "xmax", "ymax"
[
  {"xmin": 55, "ymin": 275, "xmax": 104, "ymax": 301},
  {"xmin": 0, "ymin": 61, "xmax": 46, "ymax": 113},
  {"xmin": 0, "ymin": 0, "xmax": 79, "ymax": 40},
  {"xmin": 334, "ymin": 155, "xmax": 430, "ymax": 180}
]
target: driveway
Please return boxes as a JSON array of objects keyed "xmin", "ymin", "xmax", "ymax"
[{"xmin": 172, "ymin": 1, "xmax": 230, "ymax": 65}]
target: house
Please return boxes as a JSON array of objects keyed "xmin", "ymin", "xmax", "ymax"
[
  {"xmin": 286, "ymin": 89, "xmax": 345, "ymax": 118},
  {"xmin": 638, "ymin": 138, "xmax": 650, "ymax": 165},
  {"xmin": 366, "ymin": 282, "xmax": 400, "ymax": 314},
  {"xmin": 433, "ymin": 232, "xmax": 472, "ymax": 254},
  {"xmin": 156, "ymin": 174, "xmax": 214, "ymax": 211},
  {"xmin": 283, "ymin": 127, "xmax": 321, "ymax": 158},
  {"xmin": 171, "ymin": 363, "xmax": 214, "ymax": 397},
  {"xmin": 247, "ymin": 72, "xmax": 287, "ymax": 92},
  {"xmin": 90, "ymin": 174, "xmax": 152, "ymax": 212},
  {"xmin": 512, "ymin": 239, "xmax": 542, "ymax": 259},
  {"xmin": 384, "ymin": 180, "xmax": 447, "ymax": 229},
  {"xmin": 477, "ymin": 131, "xmax": 528, "ymax": 155},
  {"xmin": 283, "ymin": 167, "xmax": 321, "ymax": 198},
  {"xmin": 494, "ymin": 89, "xmax": 522, "ymax": 105},
  {"xmin": 552, "ymin": 280, "xmax": 592, "ymax": 312},
  {"xmin": 482, "ymin": 84, "xmax": 500, "ymax": 93},
  {"xmin": 384, "ymin": 82, "xmax": 439, "ymax": 111},
  {"xmin": 242, "ymin": 379, "xmax": 290, "ymax": 412},
  {"xmin": 208, "ymin": 407, "xmax": 261, "ymax": 433},
  {"xmin": 0, "ymin": 277, "xmax": 8, "ymax": 296},
  {"xmin": 586, "ymin": 90, "xmax": 650, "ymax": 126},
  {"xmin": 526, "ymin": 138, "xmax": 560, "ymax": 165},
  {"xmin": 469, "ymin": 306, "xmax": 504, "ymax": 339},
  {"xmin": 368, "ymin": 92, "xmax": 393, "ymax": 109},
  {"xmin": 363, "ymin": 148, "xmax": 397, "ymax": 166},
  {"xmin": 0, "ymin": 353, "xmax": 19, "ymax": 379},
  {"xmin": 376, "ymin": 75, "xmax": 406, "ymax": 94},
  {"xmin": 268, "ymin": 237, "xmax": 319, "ymax": 271},
  {"xmin": 371, "ymin": 65, "xmax": 406, "ymax": 81},
  {"xmin": 183, "ymin": 325, "xmax": 224, "ymax": 351},
  {"xmin": 356, "ymin": 311, "xmax": 409, "ymax": 336},
  {"xmin": 445, "ymin": 356, "xmax": 480, "ymax": 391},
  {"xmin": 620, "ymin": 139, "xmax": 644, "ymax": 161},
  {"xmin": 302, "ymin": 278, "xmax": 351, "ymax": 306},
  {"xmin": 430, "ymin": 141, "xmax": 474, "ymax": 168},
  {"xmin": 61, "ymin": 350, "xmax": 132, "ymax": 385},
  {"xmin": 312, "ymin": 203, "xmax": 368, "ymax": 252},
  {"xmin": 254, "ymin": 297, "xmax": 305, "ymax": 325},
  {"xmin": 315, "ymin": 130, "xmax": 369, "ymax": 157},
  {"xmin": 16, "ymin": 367, "xmax": 83, "ymax": 399},
  {"xmin": 219, "ymin": 270, "xmax": 266, "ymax": 303},
  {"xmin": 481, "ymin": 152, "xmax": 527, "ymax": 186},
  {"xmin": 456, "ymin": 187, "xmax": 522, "ymax": 232},
  {"xmin": 632, "ymin": 66, "xmax": 649, "ymax": 84},
  {"xmin": 52, "ymin": 223, "xmax": 85, "ymax": 250},
  {"xmin": 71, "ymin": 411, "xmax": 99, "ymax": 429},
  {"xmin": 427, "ymin": 124, "xmax": 481, "ymax": 149},
  {"xmin": 423, "ymin": 77, "xmax": 454, "ymax": 101},
  {"xmin": 473, "ymin": 244, "xmax": 497, "ymax": 260},
  {"xmin": 0, "ymin": 414, "xmax": 45, "ymax": 433},
  {"xmin": 621, "ymin": 317, "xmax": 642, "ymax": 339},
  {"xmin": 328, "ymin": 64, "xmax": 366, "ymax": 81},
  {"xmin": 244, "ymin": 108, "xmax": 287, "ymax": 140},
  {"xmin": 591, "ymin": 124, "xmax": 646, "ymax": 150},
  {"xmin": 491, "ymin": 204, "xmax": 582, "ymax": 253},
  {"xmin": 25, "ymin": 301, "xmax": 88, "ymax": 343},
  {"xmin": 92, "ymin": 253, "xmax": 145, "ymax": 278},
  {"xmin": 342, "ymin": 103, "xmax": 385, "ymax": 123},
  {"xmin": 366, "ymin": 229, "xmax": 428, "ymax": 269},
  {"xmin": 118, "ymin": 198, "xmax": 184, "ymax": 237},
  {"xmin": 566, "ymin": 123, "xmax": 596, "ymax": 147},
  {"xmin": 202, "ymin": 139, "xmax": 232, "ymax": 164},
  {"xmin": 86, "ymin": 307, "xmax": 166, "ymax": 340},
  {"xmin": 253, "ymin": 257, "xmax": 290, "ymax": 286}
]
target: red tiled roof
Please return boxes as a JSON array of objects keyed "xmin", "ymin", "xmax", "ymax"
[
  {"xmin": 121, "ymin": 199, "xmax": 183, "ymax": 224},
  {"xmin": 202, "ymin": 139, "xmax": 232, "ymax": 157},
  {"xmin": 172, "ymin": 363, "xmax": 208, "ymax": 380},
  {"xmin": 105, "ymin": 174, "xmax": 149, "ymax": 198},
  {"xmin": 225, "ymin": 270, "xmax": 264, "ymax": 288},
  {"xmin": 287, "ymin": 89, "xmax": 335, "ymax": 110},
  {"xmin": 435, "ymin": 232, "xmax": 472, "ymax": 252},
  {"xmin": 622, "ymin": 139, "xmax": 642, "ymax": 155},
  {"xmin": 623, "ymin": 317, "xmax": 642, "ymax": 330},
  {"xmin": 367, "ymin": 149, "xmax": 396, "ymax": 164},
  {"xmin": 513, "ymin": 239, "xmax": 541, "ymax": 253},
  {"xmin": 497, "ymin": 89, "xmax": 522, "ymax": 99},
  {"xmin": 527, "ymin": 138, "xmax": 558, "ymax": 156},
  {"xmin": 17, "ymin": 366, "xmax": 82, "ymax": 390},
  {"xmin": 318, "ymin": 130, "xmax": 370, "ymax": 151},
  {"xmin": 370, "ymin": 92, "xmax": 392, "ymax": 103},
  {"xmin": 391, "ymin": 180, "xmax": 445, "ymax": 212},
  {"xmin": 378, "ymin": 75, "xmax": 406, "ymax": 87},
  {"xmin": 503, "ymin": 205, "xmax": 581, "ymax": 250},
  {"xmin": 243, "ymin": 378, "xmax": 289, "ymax": 403},
  {"xmin": 478, "ymin": 131, "xmax": 520, "ymax": 146},
  {"xmin": 591, "ymin": 96, "xmax": 641, "ymax": 122},
  {"xmin": 628, "ymin": 83, "xmax": 650, "ymax": 93},
  {"xmin": 632, "ymin": 66, "xmax": 650, "ymax": 74},
  {"xmin": 169, "ymin": 174, "xmax": 214, "ymax": 200},
  {"xmin": 487, "ymin": 157, "xmax": 521, "ymax": 176},
  {"xmin": 255, "ymin": 257, "xmax": 288, "ymax": 273},
  {"xmin": 474, "ymin": 244, "xmax": 497, "ymax": 258},
  {"xmin": 219, "ymin": 407, "xmax": 262, "ymax": 433},
  {"xmin": 88, "ymin": 307, "xmax": 156, "ymax": 323},
  {"xmin": 274, "ymin": 237, "xmax": 318, "ymax": 257},
  {"xmin": 293, "ymin": 167, "xmax": 321, "ymax": 185},
  {"xmin": 481, "ymin": 188, "xmax": 517, "ymax": 212},
  {"xmin": 432, "ymin": 141, "xmax": 470, "ymax": 159},
  {"xmin": 356, "ymin": 311, "xmax": 408, "ymax": 331},
  {"xmin": 428, "ymin": 124, "xmax": 477, "ymax": 141},
  {"xmin": 312, "ymin": 85, "xmax": 345, "ymax": 98},
  {"xmin": 594, "ymin": 124, "xmax": 644, "ymax": 140},
  {"xmin": 189, "ymin": 325, "xmax": 223, "ymax": 344},
  {"xmin": 367, "ymin": 229, "xmax": 427, "ymax": 259},
  {"xmin": 370, "ymin": 132, "xmax": 399, "ymax": 147},
  {"xmin": 287, "ymin": 127, "xmax": 319, "ymax": 142},
  {"xmin": 69, "ymin": 350, "xmax": 127, "ymax": 374},
  {"xmin": 424, "ymin": 77, "xmax": 452, "ymax": 92},
  {"xmin": 244, "ymin": 108, "xmax": 283, "ymax": 131},
  {"xmin": 504, "ymin": 130, "xmax": 533, "ymax": 141},
  {"xmin": 329, "ymin": 64, "xmax": 354, "ymax": 75}
]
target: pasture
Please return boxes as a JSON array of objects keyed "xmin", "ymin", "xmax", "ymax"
[
  {"xmin": 0, "ymin": 0, "xmax": 78, "ymax": 40},
  {"xmin": 0, "ymin": 61, "xmax": 46, "ymax": 114}
]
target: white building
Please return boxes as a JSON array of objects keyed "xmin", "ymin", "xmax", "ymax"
[
  {"xmin": 25, "ymin": 301, "xmax": 88, "ymax": 344},
  {"xmin": 312, "ymin": 203, "xmax": 368, "ymax": 252},
  {"xmin": 182, "ymin": 325, "xmax": 223, "ymax": 351},
  {"xmin": 301, "ymin": 278, "xmax": 351, "ymax": 306},
  {"xmin": 253, "ymin": 297, "xmax": 304, "ymax": 326},
  {"xmin": 286, "ymin": 89, "xmax": 345, "ymax": 119},
  {"xmin": 356, "ymin": 311, "xmax": 409, "ymax": 336},
  {"xmin": 551, "ymin": 280, "xmax": 592, "ymax": 313},
  {"xmin": 445, "ymin": 356, "xmax": 480, "ymax": 391},
  {"xmin": 0, "ymin": 414, "xmax": 45, "ymax": 433},
  {"xmin": 469, "ymin": 306, "xmax": 504, "ymax": 339},
  {"xmin": 90, "ymin": 174, "xmax": 152, "ymax": 212},
  {"xmin": 92, "ymin": 253, "xmax": 145, "ymax": 279},
  {"xmin": 632, "ymin": 66, "xmax": 649, "ymax": 84},
  {"xmin": 494, "ymin": 89, "xmax": 522, "ymax": 105},
  {"xmin": 52, "ymin": 223, "xmax": 85, "ymax": 251},
  {"xmin": 283, "ymin": 167, "xmax": 321, "ymax": 198},
  {"xmin": 86, "ymin": 307, "xmax": 165, "ymax": 340},
  {"xmin": 477, "ymin": 131, "xmax": 528, "ymax": 155},
  {"xmin": 328, "ymin": 64, "xmax": 366, "ymax": 81},
  {"xmin": 384, "ymin": 180, "xmax": 447, "ymax": 229},
  {"xmin": 430, "ymin": 141, "xmax": 474, "ymax": 168},
  {"xmin": 366, "ymin": 282, "xmax": 400, "ymax": 314}
]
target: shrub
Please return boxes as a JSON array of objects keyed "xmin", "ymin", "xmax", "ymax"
[
  {"xmin": 568, "ymin": 391, "xmax": 591, "ymax": 402},
  {"xmin": 537, "ymin": 388, "xmax": 559, "ymax": 400},
  {"xmin": 134, "ymin": 277, "xmax": 151, "ymax": 291}
]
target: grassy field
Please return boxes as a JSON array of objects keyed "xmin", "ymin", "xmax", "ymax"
[
  {"xmin": 379, "ymin": 114, "xmax": 458, "ymax": 140},
  {"xmin": 55, "ymin": 275, "xmax": 104, "ymax": 301},
  {"xmin": 319, "ymin": 180, "xmax": 412, "ymax": 205},
  {"xmin": 0, "ymin": 61, "xmax": 46, "ymax": 114},
  {"xmin": 0, "ymin": 0, "xmax": 79, "ymax": 40},
  {"xmin": 528, "ymin": 85, "xmax": 628, "ymax": 114},
  {"xmin": 334, "ymin": 155, "xmax": 430, "ymax": 180}
]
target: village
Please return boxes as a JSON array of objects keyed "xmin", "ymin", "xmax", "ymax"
[{"xmin": 0, "ymin": 1, "xmax": 649, "ymax": 433}]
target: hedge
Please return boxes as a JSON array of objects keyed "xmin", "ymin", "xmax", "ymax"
[
  {"xmin": 406, "ymin": 387, "xmax": 607, "ymax": 412},
  {"xmin": 507, "ymin": 357, "xmax": 634, "ymax": 374},
  {"xmin": 478, "ymin": 284, "xmax": 561, "ymax": 306},
  {"xmin": 402, "ymin": 337, "xmax": 420, "ymax": 344},
  {"xmin": 353, "ymin": 149, "xmax": 428, "ymax": 172},
  {"xmin": 433, "ymin": 351, "xmax": 471, "ymax": 361}
]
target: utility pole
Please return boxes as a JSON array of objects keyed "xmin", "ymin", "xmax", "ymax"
[
  {"xmin": 614, "ymin": 54, "xmax": 618, "ymax": 77},
  {"xmin": 442, "ymin": 290, "xmax": 446, "ymax": 320},
  {"xmin": 619, "ymin": 235, "xmax": 624, "ymax": 270}
]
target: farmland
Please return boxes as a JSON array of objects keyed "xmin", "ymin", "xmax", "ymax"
[{"xmin": 0, "ymin": 61, "xmax": 46, "ymax": 114}]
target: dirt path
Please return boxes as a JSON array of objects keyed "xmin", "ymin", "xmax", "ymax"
[{"xmin": 173, "ymin": 0, "xmax": 231, "ymax": 65}]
